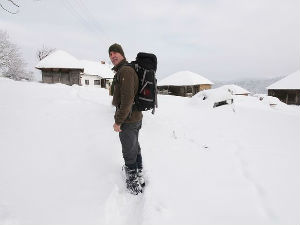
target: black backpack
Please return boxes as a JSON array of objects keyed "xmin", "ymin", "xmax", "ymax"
[{"xmin": 128, "ymin": 52, "xmax": 158, "ymax": 114}]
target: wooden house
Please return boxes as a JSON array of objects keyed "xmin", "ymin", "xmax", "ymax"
[
  {"xmin": 158, "ymin": 71, "xmax": 213, "ymax": 97},
  {"xmin": 35, "ymin": 50, "xmax": 83, "ymax": 86},
  {"xmin": 267, "ymin": 70, "xmax": 300, "ymax": 105}
]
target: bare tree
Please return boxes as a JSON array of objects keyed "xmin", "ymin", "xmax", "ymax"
[
  {"xmin": 0, "ymin": 30, "xmax": 34, "ymax": 81},
  {"xmin": 37, "ymin": 45, "xmax": 55, "ymax": 61},
  {"xmin": 0, "ymin": 0, "xmax": 20, "ymax": 14}
]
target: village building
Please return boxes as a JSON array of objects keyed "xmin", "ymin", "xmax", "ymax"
[
  {"xmin": 267, "ymin": 70, "xmax": 300, "ymax": 105},
  {"xmin": 158, "ymin": 71, "xmax": 213, "ymax": 97},
  {"xmin": 36, "ymin": 50, "xmax": 114, "ymax": 88},
  {"xmin": 35, "ymin": 50, "xmax": 83, "ymax": 86},
  {"xmin": 79, "ymin": 60, "xmax": 114, "ymax": 88}
]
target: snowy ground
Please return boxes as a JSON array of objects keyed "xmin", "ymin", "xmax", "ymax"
[{"xmin": 0, "ymin": 77, "xmax": 299, "ymax": 225}]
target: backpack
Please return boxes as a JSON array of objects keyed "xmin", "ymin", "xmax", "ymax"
[{"xmin": 128, "ymin": 52, "xmax": 158, "ymax": 114}]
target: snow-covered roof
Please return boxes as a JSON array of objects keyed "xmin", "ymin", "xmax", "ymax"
[
  {"xmin": 220, "ymin": 84, "xmax": 250, "ymax": 95},
  {"xmin": 267, "ymin": 70, "xmax": 300, "ymax": 90},
  {"xmin": 158, "ymin": 71, "xmax": 213, "ymax": 86},
  {"xmin": 79, "ymin": 60, "xmax": 114, "ymax": 79},
  {"xmin": 35, "ymin": 50, "xmax": 83, "ymax": 70}
]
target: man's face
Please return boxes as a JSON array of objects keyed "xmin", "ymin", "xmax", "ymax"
[{"xmin": 109, "ymin": 51, "xmax": 124, "ymax": 66}]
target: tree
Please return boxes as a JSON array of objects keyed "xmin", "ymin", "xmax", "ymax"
[
  {"xmin": 0, "ymin": 30, "xmax": 34, "ymax": 81},
  {"xmin": 37, "ymin": 45, "xmax": 55, "ymax": 61}
]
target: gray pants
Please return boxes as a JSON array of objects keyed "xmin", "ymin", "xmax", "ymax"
[{"xmin": 119, "ymin": 121, "xmax": 142, "ymax": 168}]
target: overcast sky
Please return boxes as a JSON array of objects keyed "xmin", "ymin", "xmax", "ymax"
[{"xmin": 1, "ymin": 0, "xmax": 299, "ymax": 81}]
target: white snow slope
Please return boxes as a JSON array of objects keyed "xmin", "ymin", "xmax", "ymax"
[{"xmin": 0, "ymin": 77, "xmax": 299, "ymax": 225}]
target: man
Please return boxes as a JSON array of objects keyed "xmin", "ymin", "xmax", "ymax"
[{"xmin": 109, "ymin": 43, "xmax": 145, "ymax": 195}]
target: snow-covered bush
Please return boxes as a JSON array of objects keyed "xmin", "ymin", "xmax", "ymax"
[{"xmin": 0, "ymin": 30, "xmax": 34, "ymax": 81}]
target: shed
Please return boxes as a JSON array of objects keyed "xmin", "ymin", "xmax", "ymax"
[
  {"xmin": 158, "ymin": 71, "xmax": 213, "ymax": 97},
  {"xmin": 35, "ymin": 50, "xmax": 83, "ymax": 86},
  {"xmin": 267, "ymin": 70, "xmax": 300, "ymax": 105}
]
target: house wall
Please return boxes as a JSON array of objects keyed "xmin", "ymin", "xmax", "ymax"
[
  {"xmin": 42, "ymin": 69, "xmax": 81, "ymax": 85},
  {"xmin": 200, "ymin": 84, "xmax": 211, "ymax": 91},
  {"xmin": 80, "ymin": 75, "xmax": 112, "ymax": 89},
  {"xmin": 158, "ymin": 84, "xmax": 212, "ymax": 97},
  {"xmin": 268, "ymin": 89, "xmax": 300, "ymax": 105},
  {"xmin": 80, "ymin": 74, "xmax": 102, "ymax": 87}
]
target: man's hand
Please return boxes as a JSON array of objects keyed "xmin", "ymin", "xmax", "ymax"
[{"xmin": 113, "ymin": 123, "xmax": 122, "ymax": 132}]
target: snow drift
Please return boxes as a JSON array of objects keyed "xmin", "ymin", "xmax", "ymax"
[{"xmin": 0, "ymin": 77, "xmax": 299, "ymax": 225}]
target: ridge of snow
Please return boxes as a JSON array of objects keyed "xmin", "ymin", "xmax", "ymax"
[
  {"xmin": 158, "ymin": 70, "xmax": 214, "ymax": 86},
  {"xmin": 267, "ymin": 70, "xmax": 300, "ymax": 90},
  {"xmin": 221, "ymin": 84, "xmax": 250, "ymax": 95}
]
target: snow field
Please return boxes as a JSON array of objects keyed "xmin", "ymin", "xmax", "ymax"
[{"xmin": 0, "ymin": 78, "xmax": 299, "ymax": 225}]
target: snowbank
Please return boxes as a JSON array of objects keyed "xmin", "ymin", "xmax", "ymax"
[
  {"xmin": 0, "ymin": 78, "xmax": 299, "ymax": 225},
  {"xmin": 192, "ymin": 86, "xmax": 233, "ymax": 108}
]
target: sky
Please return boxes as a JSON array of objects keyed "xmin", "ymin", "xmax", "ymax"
[{"xmin": 0, "ymin": 0, "xmax": 299, "ymax": 81}]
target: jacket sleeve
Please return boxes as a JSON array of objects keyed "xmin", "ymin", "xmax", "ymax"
[{"xmin": 114, "ymin": 67, "xmax": 136, "ymax": 125}]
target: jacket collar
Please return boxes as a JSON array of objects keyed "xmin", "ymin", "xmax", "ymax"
[{"xmin": 112, "ymin": 59, "xmax": 127, "ymax": 72}]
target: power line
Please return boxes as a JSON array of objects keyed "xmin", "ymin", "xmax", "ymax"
[{"xmin": 62, "ymin": 0, "xmax": 111, "ymax": 45}]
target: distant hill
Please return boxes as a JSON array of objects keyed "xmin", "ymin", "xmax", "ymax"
[{"xmin": 213, "ymin": 77, "xmax": 283, "ymax": 94}]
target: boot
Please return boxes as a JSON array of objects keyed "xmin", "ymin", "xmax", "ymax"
[
  {"xmin": 137, "ymin": 168, "xmax": 145, "ymax": 187},
  {"xmin": 136, "ymin": 154, "xmax": 145, "ymax": 187},
  {"xmin": 124, "ymin": 166, "xmax": 143, "ymax": 195}
]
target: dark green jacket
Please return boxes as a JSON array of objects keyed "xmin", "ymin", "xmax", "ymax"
[{"xmin": 112, "ymin": 60, "xmax": 143, "ymax": 125}]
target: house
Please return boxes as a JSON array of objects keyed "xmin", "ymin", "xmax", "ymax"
[
  {"xmin": 36, "ymin": 50, "xmax": 114, "ymax": 88},
  {"xmin": 267, "ymin": 70, "xmax": 300, "ymax": 105},
  {"xmin": 35, "ymin": 50, "xmax": 83, "ymax": 85},
  {"xmin": 158, "ymin": 71, "xmax": 213, "ymax": 97},
  {"xmin": 79, "ymin": 60, "xmax": 114, "ymax": 88}
]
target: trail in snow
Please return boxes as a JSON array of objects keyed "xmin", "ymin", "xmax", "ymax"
[{"xmin": 232, "ymin": 141, "xmax": 279, "ymax": 222}]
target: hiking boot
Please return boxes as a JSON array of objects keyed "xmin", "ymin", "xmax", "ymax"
[
  {"xmin": 124, "ymin": 166, "xmax": 143, "ymax": 195},
  {"xmin": 137, "ymin": 168, "xmax": 145, "ymax": 187}
]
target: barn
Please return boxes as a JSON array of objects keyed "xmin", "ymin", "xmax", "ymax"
[
  {"xmin": 158, "ymin": 71, "xmax": 213, "ymax": 97},
  {"xmin": 267, "ymin": 70, "xmax": 300, "ymax": 105},
  {"xmin": 35, "ymin": 50, "xmax": 83, "ymax": 86}
]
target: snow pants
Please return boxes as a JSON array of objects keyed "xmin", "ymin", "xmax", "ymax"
[{"xmin": 119, "ymin": 120, "xmax": 143, "ymax": 169}]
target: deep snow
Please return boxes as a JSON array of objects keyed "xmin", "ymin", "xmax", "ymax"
[{"xmin": 0, "ymin": 78, "xmax": 299, "ymax": 225}]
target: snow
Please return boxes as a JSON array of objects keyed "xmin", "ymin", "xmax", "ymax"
[
  {"xmin": 79, "ymin": 60, "xmax": 114, "ymax": 79},
  {"xmin": 35, "ymin": 50, "xmax": 83, "ymax": 70},
  {"xmin": 158, "ymin": 71, "xmax": 213, "ymax": 86},
  {"xmin": 267, "ymin": 70, "xmax": 300, "ymax": 90},
  {"xmin": 192, "ymin": 86, "xmax": 233, "ymax": 108},
  {"xmin": 220, "ymin": 84, "xmax": 250, "ymax": 95},
  {"xmin": 0, "ymin": 77, "xmax": 299, "ymax": 225}
]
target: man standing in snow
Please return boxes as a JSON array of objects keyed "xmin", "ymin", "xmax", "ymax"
[{"xmin": 109, "ymin": 43, "xmax": 145, "ymax": 195}]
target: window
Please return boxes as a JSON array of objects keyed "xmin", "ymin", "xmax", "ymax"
[
  {"xmin": 94, "ymin": 80, "xmax": 100, "ymax": 85},
  {"xmin": 85, "ymin": 80, "xmax": 89, "ymax": 85}
]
